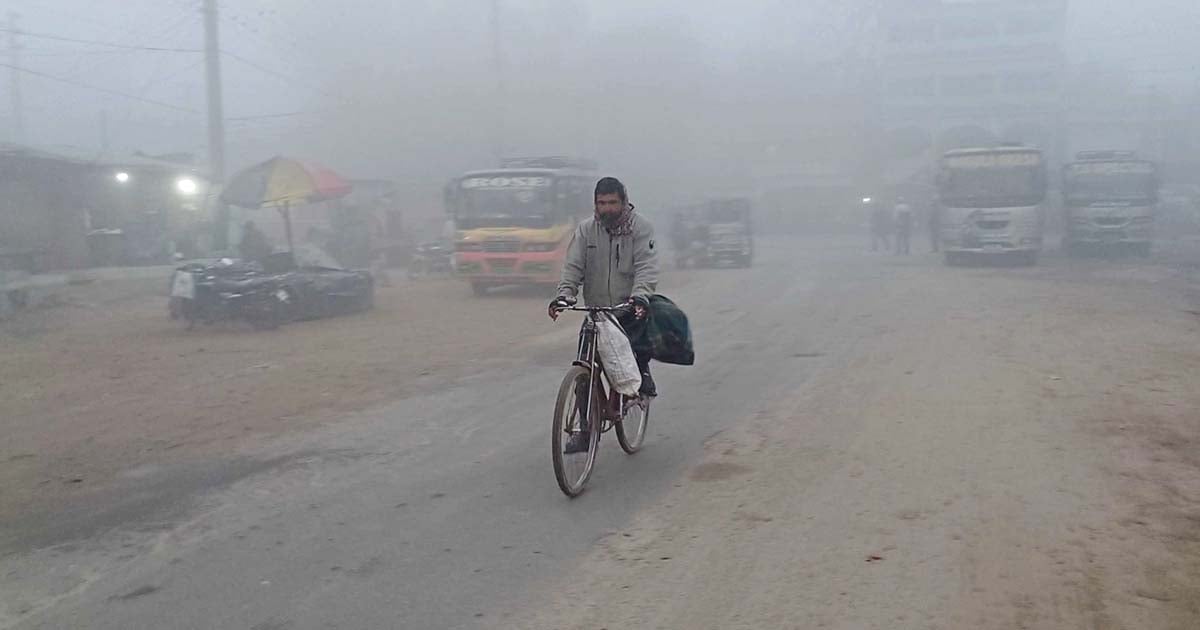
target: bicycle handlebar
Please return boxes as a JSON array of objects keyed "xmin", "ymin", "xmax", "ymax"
[
  {"xmin": 551, "ymin": 297, "xmax": 633, "ymax": 318},
  {"xmin": 564, "ymin": 304, "xmax": 631, "ymax": 313}
]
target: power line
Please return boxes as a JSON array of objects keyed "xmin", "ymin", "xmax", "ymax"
[
  {"xmin": 224, "ymin": 8, "xmax": 307, "ymax": 53},
  {"xmin": 222, "ymin": 18, "xmax": 311, "ymax": 81},
  {"xmin": 221, "ymin": 49, "xmax": 333, "ymax": 98},
  {"xmin": 136, "ymin": 57, "xmax": 207, "ymax": 95},
  {"xmin": 0, "ymin": 62, "xmax": 198, "ymax": 113},
  {"xmin": 227, "ymin": 110, "xmax": 309, "ymax": 121},
  {"xmin": 63, "ymin": 12, "xmax": 199, "ymax": 82},
  {"xmin": 0, "ymin": 27, "xmax": 200, "ymax": 52},
  {"xmin": 220, "ymin": 4, "xmax": 327, "ymax": 81}
]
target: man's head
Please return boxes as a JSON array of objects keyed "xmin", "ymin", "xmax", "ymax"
[{"xmin": 594, "ymin": 177, "xmax": 629, "ymax": 227}]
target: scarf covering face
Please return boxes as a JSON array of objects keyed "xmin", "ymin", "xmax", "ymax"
[{"xmin": 597, "ymin": 204, "xmax": 635, "ymax": 236}]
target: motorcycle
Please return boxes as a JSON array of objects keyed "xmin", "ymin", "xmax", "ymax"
[{"xmin": 407, "ymin": 241, "xmax": 454, "ymax": 278}]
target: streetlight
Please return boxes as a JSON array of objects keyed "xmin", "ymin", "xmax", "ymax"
[
  {"xmin": 114, "ymin": 171, "xmax": 130, "ymax": 184},
  {"xmin": 176, "ymin": 177, "xmax": 199, "ymax": 195}
]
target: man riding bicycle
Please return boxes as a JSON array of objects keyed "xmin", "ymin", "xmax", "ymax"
[{"xmin": 549, "ymin": 177, "xmax": 659, "ymax": 452}]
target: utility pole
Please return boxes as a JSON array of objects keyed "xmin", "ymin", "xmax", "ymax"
[
  {"xmin": 7, "ymin": 12, "xmax": 24, "ymax": 144},
  {"xmin": 491, "ymin": 0, "xmax": 506, "ymax": 162},
  {"xmin": 202, "ymin": 0, "xmax": 229, "ymax": 249}
]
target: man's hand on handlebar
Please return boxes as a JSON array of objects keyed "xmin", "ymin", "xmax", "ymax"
[
  {"xmin": 630, "ymin": 295, "xmax": 649, "ymax": 320},
  {"xmin": 548, "ymin": 295, "xmax": 577, "ymax": 321}
]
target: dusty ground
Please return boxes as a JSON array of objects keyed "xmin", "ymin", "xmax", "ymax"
[
  {"xmin": 4, "ymin": 238, "xmax": 1200, "ymax": 629},
  {"xmin": 510, "ymin": 246, "xmax": 1200, "ymax": 630},
  {"xmin": 0, "ymin": 273, "xmax": 655, "ymax": 528}
]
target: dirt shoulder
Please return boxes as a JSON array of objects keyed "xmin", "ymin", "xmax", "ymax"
[
  {"xmin": 509, "ymin": 252, "xmax": 1200, "ymax": 629},
  {"xmin": 0, "ymin": 275, "xmax": 568, "ymax": 528}
]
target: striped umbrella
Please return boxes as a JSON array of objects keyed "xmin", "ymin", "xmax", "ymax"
[{"xmin": 221, "ymin": 156, "xmax": 353, "ymax": 251}]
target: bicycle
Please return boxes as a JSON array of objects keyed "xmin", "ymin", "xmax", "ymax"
[{"xmin": 551, "ymin": 303, "xmax": 651, "ymax": 497}]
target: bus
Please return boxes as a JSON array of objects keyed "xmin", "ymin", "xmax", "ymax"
[
  {"xmin": 445, "ymin": 157, "xmax": 597, "ymax": 295},
  {"xmin": 935, "ymin": 146, "xmax": 1048, "ymax": 266},
  {"xmin": 1062, "ymin": 151, "xmax": 1158, "ymax": 257}
]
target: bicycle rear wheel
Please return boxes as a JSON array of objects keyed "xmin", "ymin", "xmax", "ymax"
[
  {"xmin": 552, "ymin": 365, "xmax": 601, "ymax": 497},
  {"xmin": 616, "ymin": 396, "xmax": 649, "ymax": 454}
]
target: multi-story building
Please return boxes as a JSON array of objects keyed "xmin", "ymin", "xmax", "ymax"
[{"xmin": 877, "ymin": 0, "xmax": 1069, "ymax": 163}]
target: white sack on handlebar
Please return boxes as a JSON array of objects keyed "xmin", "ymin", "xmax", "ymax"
[{"xmin": 594, "ymin": 315, "xmax": 642, "ymax": 397}]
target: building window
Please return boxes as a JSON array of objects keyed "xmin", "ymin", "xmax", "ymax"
[{"xmin": 941, "ymin": 74, "xmax": 995, "ymax": 97}]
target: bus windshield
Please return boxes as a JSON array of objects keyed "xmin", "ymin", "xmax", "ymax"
[
  {"xmin": 1064, "ymin": 163, "xmax": 1156, "ymax": 203},
  {"xmin": 455, "ymin": 175, "xmax": 557, "ymax": 229},
  {"xmin": 940, "ymin": 153, "xmax": 1045, "ymax": 208}
]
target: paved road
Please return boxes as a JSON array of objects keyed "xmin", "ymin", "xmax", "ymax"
[{"xmin": 5, "ymin": 237, "xmax": 1200, "ymax": 629}]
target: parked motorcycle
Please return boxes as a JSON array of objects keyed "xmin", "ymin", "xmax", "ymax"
[{"xmin": 407, "ymin": 241, "xmax": 454, "ymax": 278}]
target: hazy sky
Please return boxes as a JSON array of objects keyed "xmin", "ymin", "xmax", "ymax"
[{"xmin": 3, "ymin": 0, "xmax": 1197, "ymax": 196}]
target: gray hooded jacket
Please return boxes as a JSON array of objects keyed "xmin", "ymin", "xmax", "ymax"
[{"xmin": 556, "ymin": 213, "xmax": 659, "ymax": 307}]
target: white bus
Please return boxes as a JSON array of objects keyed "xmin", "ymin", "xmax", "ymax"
[
  {"xmin": 1062, "ymin": 151, "xmax": 1158, "ymax": 257},
  {"xmin": 936, "ymin": 147, "xmax": 1048, "ymax": 266}
]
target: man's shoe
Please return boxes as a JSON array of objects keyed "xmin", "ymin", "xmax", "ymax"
[
  {"xmin": 639, "ymin": 371, "xmax": 658, "ymax": 398},
  {"xmin": 563, "ymin": 431, "xmax": 591, "ymax": 454}
]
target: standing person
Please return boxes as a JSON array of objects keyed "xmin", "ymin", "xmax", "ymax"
[
  {"xmin": 332, "ymin": 204, "xmax": 373, "ymax": 269},
  {"xmin": 894, "ymin": 197, "xmax": 913, "ymax": 256},
  {"xmin": 868, "ymin": 198, "xmax": 892, "ymax": 252},
  {"xmin": 238, "ymin": 220, "xmax": 272, "ymax": 261},
  {"xmin": 549, "ymin": 177, "xmax": 660, "ymax": 453}
]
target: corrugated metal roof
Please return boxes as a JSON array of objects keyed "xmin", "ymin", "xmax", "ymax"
[
  {"xmin": 0, "ymin": 142, "xmax": 93, "ymax": 164},
  {"xmin": 0, "ymin": 143, "xmax": 205, "ymax": 176}
]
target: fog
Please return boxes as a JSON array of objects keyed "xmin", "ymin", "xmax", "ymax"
[
  {"xmin": 6, "ymin": 0, "xmax": 1198, "ymax": 218},
  {"xmin": 9, "ymin": 4, "xmax": 1200, "ymax": 626}
]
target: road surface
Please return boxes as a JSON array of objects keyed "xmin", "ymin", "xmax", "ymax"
[{"xmin": 4, "ymin": 237, "xmax": 1200, "ymax": 629}]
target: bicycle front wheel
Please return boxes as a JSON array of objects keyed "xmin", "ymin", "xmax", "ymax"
[{"xmin": 552, "ymin": 365, "xmax": 601, "ymax": 497}]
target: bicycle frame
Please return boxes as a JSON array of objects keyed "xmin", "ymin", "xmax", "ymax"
[{"xmin": 569, "ymin": 307, "xmax": 632, "ymax": 432}]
